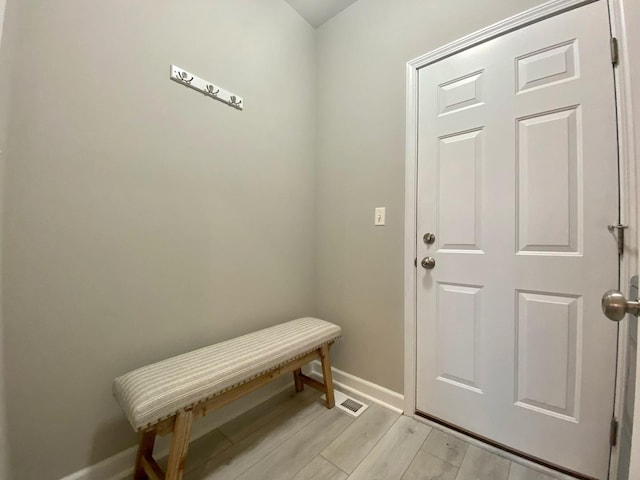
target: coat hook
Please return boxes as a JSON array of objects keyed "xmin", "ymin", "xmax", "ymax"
[
  {"xmin": 205, "ymin": 84, "xmax": 220, "ymax": 97},
  {"xmin": 176, "ymin": 70, "xmax": 194, "ymax": 84},
  {"xmin": 170, "ymin": 65, "xmax": 242, "ymax": 110},
  {"xmin": 229, "ymin": 95, "xmax": 242, "ymax": 108}
]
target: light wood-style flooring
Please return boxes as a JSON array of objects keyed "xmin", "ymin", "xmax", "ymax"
[{"xmin": 143, "ymin": 388, "xmax": 576, "ymax": 480}]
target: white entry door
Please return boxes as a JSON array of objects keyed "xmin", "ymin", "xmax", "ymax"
[{"xmin": 415, "ymin": 2, "xmax": 619, "ymax": 478}]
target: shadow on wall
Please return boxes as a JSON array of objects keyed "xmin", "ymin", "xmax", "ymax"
[{"xmin": 87, "ymin": 415, "xmax": 135, "ymax": 478}]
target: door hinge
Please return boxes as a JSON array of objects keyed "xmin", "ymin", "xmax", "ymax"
[
  {"xmin": 608, "ymin": 224, "xmax": 628, "ymax": 256},
  {"xmin": 611, "ymin": 37, "xmax": 619, "ymax": 66},
  {"xmin": 610, "ymin": 418, "xmax": 619, "ymax": 447}
]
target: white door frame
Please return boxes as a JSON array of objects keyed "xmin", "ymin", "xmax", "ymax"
[{"xmin": 403, "ymin": 0, "xmax": 639, "ymax": 477}]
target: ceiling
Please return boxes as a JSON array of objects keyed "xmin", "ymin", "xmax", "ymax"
[{"xmin": 284, "ymin": 0, "xmax": 359, "ymax": 28}]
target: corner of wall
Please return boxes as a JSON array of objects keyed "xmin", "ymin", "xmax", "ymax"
[{"xmin": 311, "ymin": 24, "xmax": 321, "ymax": 320}]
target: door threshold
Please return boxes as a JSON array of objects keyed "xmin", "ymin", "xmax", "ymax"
[{"xmin": 414, "ymin": 411, "xmax": 596, "ymax": 480}]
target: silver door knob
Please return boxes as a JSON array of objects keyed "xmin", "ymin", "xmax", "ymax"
[
  {"xmin": 423, "ymin": 233, "xmax": 436, "ymax": 245},
  {"xmin": 602, "ymin": 290, "xmax": 640, "ymax": 322},
  {"xmin": 421, "ymin": 257, "xmax": 436, "ymax": 269}
]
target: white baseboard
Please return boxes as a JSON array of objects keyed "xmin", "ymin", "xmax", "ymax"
[
  {"xmin": 59, "ymin": 377, "xmax": 292, "ymax": 480},
  {"xmin": 61, "ymin": 365, "xmax": 404, "ymax": 480},
  {"xmin": 308, "ymin": 361, "xmax": 404, "ymax": 414}
]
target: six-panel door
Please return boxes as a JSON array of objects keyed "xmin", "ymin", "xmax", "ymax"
[{"xmin": 415, "ymin": 2, "xmax": 619, "ymax": 477}]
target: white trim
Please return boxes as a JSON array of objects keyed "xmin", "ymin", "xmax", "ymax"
[
  {"xmin": 403, "ymin": 0, "xmax": 635, "ymax": 478},
  {"xmin": 62, "ymin": 364, "xmax": 405, "ymax": 480},
  {"xmin": 608, "ymin": 0, "xmax": 640, "ymax": 477},
  {"xmin": 607, "ymin": 0, "xmax": 637, "ymax": 474},
  {"xmin": 58, "ymin": 378, "xmax": 291, "ymax": 480},
  {"xmin": 62, "ymin": 365, "xmax": 405, "ymax": 480},
  {"xmin": 308, "ymin": 361, "xmax": 404, "ymax": 414},
  {"xmin": 407, "ymin": 0, "xmax": 595, "ymax": 71},
  {"xmin": 404, "ymin": 58, "xmax": 419, "ymax": 417}
]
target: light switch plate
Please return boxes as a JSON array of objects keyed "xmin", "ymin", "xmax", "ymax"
[{"xmin": 374, "ymin": 207, "xmax": 386, "ymax": 226}]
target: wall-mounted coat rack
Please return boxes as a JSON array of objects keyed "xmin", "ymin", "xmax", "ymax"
[{"xmin": 170, "ymin": 65, "xmax": 243, "ymax": 110}]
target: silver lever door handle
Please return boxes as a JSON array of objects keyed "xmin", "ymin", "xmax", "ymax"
[{"xmin": 602, "ymin": 290, "xmax": 640, "ymax": 322}]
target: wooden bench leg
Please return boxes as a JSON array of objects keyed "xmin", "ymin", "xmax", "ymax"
[
  {"xmin": 320, "ymin": 344, "xmax": 335, "ymax": 408},
  {"xmin": 134, "ymin": 430, "xmax": 156, "ymax": 480},
  {"xmin": 165, "ymin": 410, "xmax": 194, "ymax": 480},
  {"xmin": 293, "ymin": 368, "xmax": 304, "ymax": 392}
]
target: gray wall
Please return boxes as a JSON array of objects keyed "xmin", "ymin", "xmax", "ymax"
[
  {"xmin": 0, "ymin": 0, "xmax": 10, "ymax": 480},
  {"xmin": 0, "ymin": 0, "xmax": 13, "ymax": 477},
  {"xmin": 0, "ymin": 1, "xmax": 316, "ymax": 478},
  {"xmin": 4, "ymin": 0, "xmax": 622, "ymax": 478},
  {"xmin": 314, "ymin": 0, "xmax": 548, "ymax": 393}
]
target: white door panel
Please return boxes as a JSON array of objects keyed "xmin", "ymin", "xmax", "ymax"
[{"xmin": 415, "ymin": 2, "xmax": 618, "ymax": 478}]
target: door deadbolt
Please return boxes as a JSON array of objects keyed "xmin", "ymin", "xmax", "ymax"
[
  {"xmin": 423, "ymin": 233, "xmax": 436, "ymax": 245},
  {"xmin": 421, "ymin": 257, "xmax": 436, "ymax": 269}
]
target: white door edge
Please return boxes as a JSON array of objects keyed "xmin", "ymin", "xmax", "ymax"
[
  {"xmin": 402, "ymin": 0, "xmax": 639, "ymax": 477},
  {"xmin": 608, "ymin": 0, "xmax": 640, "ymax": 477}
]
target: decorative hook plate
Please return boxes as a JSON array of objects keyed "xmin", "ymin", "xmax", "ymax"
[{"xmin": 170, "ymin": 65, "xmax": 243, "ymax": 110}]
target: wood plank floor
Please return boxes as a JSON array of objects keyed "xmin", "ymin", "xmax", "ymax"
[{"xmin": 137, "ymin": 388, "xmax": 578, "ymax": 480}]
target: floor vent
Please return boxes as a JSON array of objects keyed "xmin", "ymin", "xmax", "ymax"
[{"xmin": 323, "ymin": 390, "xmax": 369, "ymax": 418}]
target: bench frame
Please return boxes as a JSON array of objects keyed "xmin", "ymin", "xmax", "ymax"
[{"xmin": 133, "ymin": 341, "xmax": 336, "ymax": 480}]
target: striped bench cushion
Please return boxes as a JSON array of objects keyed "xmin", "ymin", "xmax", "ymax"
[{"xmin": 113, "ymin": 317, "xmax": 341, "ymax": 431}]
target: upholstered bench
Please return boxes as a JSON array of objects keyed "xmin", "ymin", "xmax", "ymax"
[{"xmin": 113, "ymin": 317, "xmax": 341, "ymax": 480}]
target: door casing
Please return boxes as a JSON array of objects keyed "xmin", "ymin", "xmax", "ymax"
[{"xmin": 403, "ymin": 0, "xmax": 639, "ymax": 477}]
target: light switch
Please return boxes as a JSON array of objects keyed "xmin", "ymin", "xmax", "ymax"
[{"xmin": 374, "ymin": 207, "xmax": 386, "ymax": 226}]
